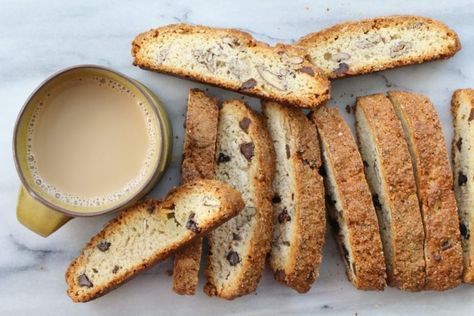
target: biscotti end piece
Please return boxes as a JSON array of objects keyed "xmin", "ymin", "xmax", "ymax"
[
  {"xmin": 310, "ymin": 106, "xmax": 386, "ymax": 290},
  {"xmin": 355, "ymin": 94, "xmax": 425, "ymax": 291},
  {"xmin": 205, "ymin": 99, "xmax": 275, "ymax": 299},
  {"xmin": 132, "ymin": 23, "xmax": 330, "ymax": 108},
  {"xmin": 172, "ymin": 89, "xmax": 219, "ymax": 295},
  {"xmin": 180, "ymin": 89, "xmax": 219, "ymax": 183},
  {"xmin": 388, "ymin": 90, "xmax": 463, "ymax": 290},
  {"xmin": 297, "ymin": 15, "xmax": 460, "ymax": 79},
  {"xmin": 451, "ymin": 88, "xmax": 474, "ymax": 284},
  {"xmin": 172, "ymin": 241, "xmax": 202, "ymax": 295},
  {"xmin": 66, "ymin": 179, "xmax": 244, "ymax": 302},
  {"xmin": 263, "ymin": 101, "xmax": 326, "ymax": 293}
]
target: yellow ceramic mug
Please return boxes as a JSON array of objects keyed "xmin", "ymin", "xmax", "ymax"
[{"xmin": 13, "ymin": 65, "xmax": 172, "ymax": 237}]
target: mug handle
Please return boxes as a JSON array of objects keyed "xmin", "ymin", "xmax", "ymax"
[{"xmin": 16, "ymin": 186, "xmax": 72, "ymax": 237}]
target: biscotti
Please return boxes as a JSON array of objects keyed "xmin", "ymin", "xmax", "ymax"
[
  {"xmin": 172, "ymin": 89, "xmax": 219, "ymax": 295},
  {"xmin": 451, "ymin": 88, "xmax": 474, "ymax": 284},
  {"xmin": 388, "ymin": 91, "xmax": 463, "ymax": 290},
  {"xmin": 355, "ymin": 94, "xmax": 425, "ymax": 291},
  {"xmin": 66, "ymin": 179, "xmax": 244, "ymax": 302},
  {"xmin": 132, "ymin": 23, "xmax": 330, "ymax": 108},
  {"xmin": 310, "ymin": 107, "xmax": 386, "ymax": 290},
  {"xmin": 297, "ymin": 15, "xmax": 460, "ymax": 79},
  {"xmin": 263, "ymin": 101, "xmax": 325, "ymax": 293},
  {"xmin": 204, "ymin": 99, "xmax": 275, "ymax": 299}
]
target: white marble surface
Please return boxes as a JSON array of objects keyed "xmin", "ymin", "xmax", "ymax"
[{"xmin": 1, "ymin": 0, "xmax": 474, "ymax": 315}]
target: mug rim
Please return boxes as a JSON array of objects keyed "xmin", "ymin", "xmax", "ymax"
[{"xmin": 13, "ymin": 64, "xmax": 168, "ymax": 217}]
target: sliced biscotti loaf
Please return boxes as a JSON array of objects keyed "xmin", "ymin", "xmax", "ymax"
[
  {"xmin": 66, "ymin": 179, "xmax": 244, "ymax": 302},
  {"xmin": 310, "ymin": 107, "xmax": 386, "ymax": 290},
  {"xmin": 451, "ymin": 88, "xmax": 474, "ymax": 284},
  {"xmin": 262, "ymin": 101, "xmax": 325, "ymax": 293},
  {"xmin": 204, "ymin": 100, "xmax": 275, "ymax": 299},
  {"xmin": 172, "ymin": 89, "xmax": 219, "ymax": 295},
  {"xmin": 388, "ymin": 91, "xmax": 463, "ymax": 290},
  {"xmin": 132, "ymin": 23, "xmax": 330, "ymax": 108},
  {"xmin": 355, "ymin": 94, "xmax": 425, "ymax": 291},
  {"xmin": 297, "ymin": 15, "xmax": 460, "ymax": 79}
]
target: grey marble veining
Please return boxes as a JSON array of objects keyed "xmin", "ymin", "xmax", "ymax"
[{"xmin": 1, "ymin": 0, "xmax": 474, "ymax": 315}]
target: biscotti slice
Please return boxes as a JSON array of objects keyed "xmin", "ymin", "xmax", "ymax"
[
  {"xmin": 132, "ymin": 23, "xmax": 330, "ymax": 108},
  {"xmin": 66, "ymin": 179, "xmax": 244, "ymax": 302},
  {"xmin": 355, "ymin": 94, "xmax": 425, "ymax": 291},
  {"xmin": 204, "ymin": 99, "xmax": 275, "ymax": 299},
  {"xmin": 297, "ymin": 15, "xmax": 460, "ymax": 79},
  {"xmin": 172, "ymin": 89, "xmax": 219, "ymax": 295},
  {"xmin": 451, "ymin": 88, "xmax": 474, "ymax": 283},
  {"xmin": 310, "ymin": 106, "xmax": 386, "ymax": 290},
  {"xmin": 262, "ymin": 101, "xmax": 325, "ymax": 293},
  {"xmin": 388, "ymin": 91, "xmax": 463, "ymax": 290}
]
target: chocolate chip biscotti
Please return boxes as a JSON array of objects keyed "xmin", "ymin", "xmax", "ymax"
[
  {"xmin": 310, "ymin": 107, "xmax": 386, "ymax": 290},
  {"xmin": 355, "ymin": 94, "xmax": 425, "ymax": 291},
  {"xmin": 389, "ymin": 91, "xmax": 463, "ymax": 290},
  {"xmin": 132, "ymin": 23, "xmax": 330, "ymax": 108},
  {"xmin": 451, "ymin": 88, "xmax": 474, "ymax": 284},
  {"xmin": 297, "ymin": 16, "xmax": 460, "ymax": 79},
  {"xmin": 263, "ymin": 101, "xmax": 325, "ymax": 293},
  {"xmin": 172, "ymin": 89, "xmax": 219, "ymax": 295},
  {"xmin": 66, "ymin": 179, "xmax": 244, "ymax": 302},
  {"xmin": 204, "ymin": 99, "xmax": 275, "ymax": 299}
]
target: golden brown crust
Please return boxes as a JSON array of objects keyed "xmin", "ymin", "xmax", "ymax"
[
  {"xmin": 262, "ymin": 101, "xmax": 325, "ymax": 293},
  {"xmin": 172, "ymin": 241, "xmax": 202, "ymax": 294},
  {"xmin": 172, "ymin": 89, "xmax": 219, "ymax": 295},
  {"xmin": 66, "ymin": 179, "xmax": 244, "ymax": 302},
  {"xmin": 180, "ymin": 89, "xmax": 219, "ymax": 183},
  {"xmin": 311, "ymin": 107, "xmax": 386, "ymax": 290},
  {"xmin": 388, "ymin": 90, "xmax": 463, "ymax": 290},
  {"xmin": 297, "ymin": 15, "xmax": 461, "ymax": 79},
  {"xmin": 355, "ymin": 94, "xmax": 425, "ymax": 291},
  {"xmin": 204, "ymin": 100, "xmax": 275, "ymax": 299},
  {"xmin": 132, "ymin": 23, "xmax": 330, "ymax": 108},
  {"xmin": 451, "ymin": 88, "xmax": 474, "ymax": 283}
]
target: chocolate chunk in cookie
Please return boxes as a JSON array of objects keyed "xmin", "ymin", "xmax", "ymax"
[{"xmin": 240, "ymin": 142, "xmax": 255, "ymax": 161}]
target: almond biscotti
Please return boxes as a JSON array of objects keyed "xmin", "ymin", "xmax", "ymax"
[
  {"xmin": 66, "ymin": 179, "xmax": 244, "ymax": 302},
  {"xmin": 297, "ymin": 16, "xmax": 460, "ymax": 79},
  {"xmin": 263, "ymin": 101, "xmax": 325, "ymax": 293},
  {"xmin": 451, "ymin": 88, "xmax": 474, "ymax": 284},
  {"xmin": 204, "ymin": 100, "xmax": 275, "ymax": 299},
  {"xmin": 172, "ymin": 89, "xmax": 219, "ymax": 295},
  {"xmin": 388, "ymin": 91, "xmax": 463, "ymax": 290},
  {"xmin": 310, "ymin": 107, "xmax": 386, "ymax": 290},
  {"xmin": 355, "ymin": 94, "xmax": 425, "ymax": 291},
  {"xmin": 132, "ymin": 23, "xmax": 330, "ymax": 108}
]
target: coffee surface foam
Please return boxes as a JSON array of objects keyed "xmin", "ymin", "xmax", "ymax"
[{"xmin": 26, "ymin": 76, "xmax": 160, "ymax": 210}]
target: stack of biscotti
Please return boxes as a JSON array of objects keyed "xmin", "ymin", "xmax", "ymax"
[
  {"xmin": 204, "ymin": 99, "xmax": 275, "ymax": 299},
  {"xmin": 310, "ymin": 106, "xmax": 387, "ymax": 290},
  {"xmin": 388, "ymin": 91, "xmax": 463, "ymax": 290},
  {"xmin": 66, "ymin": 179, "xmax": 244, "ymax": 302},
  {"xmin": 354, "ymin": 94, "xmax": 425, "ymax": 291},
  {"xmin": 297, "ymin": 15, "xmax": 460, "ymax": 79},
  {"xmin": 132, "ymin": 24, "xmax": 330, "ymax": 108},
  {"xmin": 172, "ymin": 89, "xmax": 219, "ymax": 295},
  {"xmin": 310, "ymin": 92, "xmax": 464, "ymax": 291},
  {"xmin": 451, "ymin": 89, "xmax": 474, "ymax": 284},
  {"xmin": 350, "ymin": 91, "xmax": 463, "ymax": 290},
  {"xmin": 263, "ymin": 101, "xmax": 326, "ymax": 293}
]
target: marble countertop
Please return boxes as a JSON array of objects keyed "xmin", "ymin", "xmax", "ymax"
[{"xmin": 1, "ymin": 0, "xmax": 474, "ymax": 315}]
